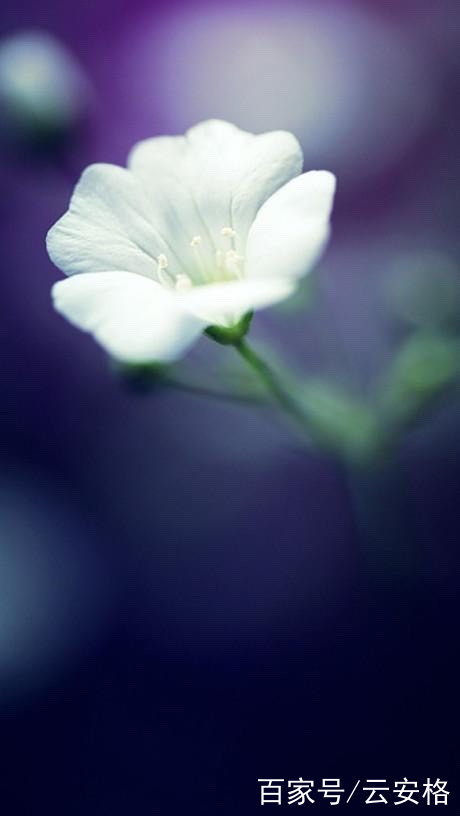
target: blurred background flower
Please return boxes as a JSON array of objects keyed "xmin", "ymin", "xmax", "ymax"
[
  {"xmin": 0, "ymin": 29, "xmax": 91, "ymax": 150},
  {"xmin": 0, "ymin": 0, "xmax": 459, "ymax": 813}
]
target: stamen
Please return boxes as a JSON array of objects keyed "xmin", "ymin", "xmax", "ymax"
[
  {"xmin": 226, "ymin": 249, "xmax": 243, "ymax": 263},
  {"xmin": 225, "ymin": 249, "xmax": 244, "ymax": 279},
  {"xmin": 156, "ymin": 254, "xmax": 173, "ymax": 287},
  {"xmin": 221, "ymin": 227, "xmax": 236, "ymax": 238},
  {"xmin": 175, "ymin": 273, "xmax": 193, "ymax": 292},
  {"xmin": 190, "ymin": 236, "xmax": 202, "ymax": 247}
]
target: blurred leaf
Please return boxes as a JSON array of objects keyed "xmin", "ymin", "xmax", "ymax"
[
  {"xmin": 378, "ymin": 333, "xmax": 460, "ymax": 427},
  {"xmin": 385, "ymin": 251, "xmax": 460, "ymax": 329},
  {"xmin": 300, "ymin": 379, "xmax": 381, "ymax": 463}
]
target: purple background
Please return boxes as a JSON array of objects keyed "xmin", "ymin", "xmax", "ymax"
[{"xmin": 0, "ymin": 0, "xmax": 459, "ymax": 812}]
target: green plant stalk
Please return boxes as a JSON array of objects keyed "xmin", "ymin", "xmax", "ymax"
[
  {"xmin": 164, "ymin": 374, "xmax": 265, "ymax": 405},
  {"xmin": 234, "ymin": 338, "xmax": 310, "ymax": 435}
]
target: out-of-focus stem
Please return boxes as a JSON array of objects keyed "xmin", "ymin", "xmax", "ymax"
[
  {"xmin": 164, "ymin": 374, "xmax": 265, "ymax": 405},
  {"xmin": 234, "ymin": 338, "xmax": 309, "ymax": 433}
]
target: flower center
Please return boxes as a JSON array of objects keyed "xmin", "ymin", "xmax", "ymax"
[{"xmin": 154, "ymin": 227, "xmax": 244, "ymax": 291}]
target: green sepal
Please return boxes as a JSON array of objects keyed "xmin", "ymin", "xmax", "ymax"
[{"xmin": 205, "ymin": 312, "xmax": 253, "ymax": 345}]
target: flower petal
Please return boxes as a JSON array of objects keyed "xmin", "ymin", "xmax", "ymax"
[
  {"xmin": 128, "ymin": 119, "xmax": 303, "ymax": 251},
  {"xmin": 46, "ymin": 163, "xmax": 185, "ymax": 279},
  {"xmin": 179, "ymin": 278, "xmax": 296, "ymax": 327},
  {"xmin": 52, "ymin": 272, "xmax": 206, "ymax": 362},
  {"xmin": 245, "ymin": 170, "xmax": 336, "ymax": 281}
]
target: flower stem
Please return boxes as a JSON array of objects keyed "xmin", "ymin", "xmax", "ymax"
[
  {"xmin": 234, "ymin": 338, "xmax": 308, "ymax": 432},
  {"xmin": 164, "ymin": 374, "xmax": 264, "ymax": 405}
]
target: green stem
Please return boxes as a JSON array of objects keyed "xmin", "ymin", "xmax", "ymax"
[
  {"xmin": 164, "ymin": 375, "xmax": 264, "ymax": 405},
  {"xmin": 234, "ymin": 338, "xmax": 308, "ymax": 432}
]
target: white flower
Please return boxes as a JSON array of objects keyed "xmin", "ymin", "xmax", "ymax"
[{"xmin": 47, "ymin": 119, "xmax": 335, "ymax": 363}]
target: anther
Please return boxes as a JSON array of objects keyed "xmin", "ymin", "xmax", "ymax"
[
  {"xmin": 157, "ymin": 254, "xmax": 169, "ymax": 269},
  {"xmin": 190, "ymin": 236, "xmax": 202, "ymax": 247},
  {"xmin": 221, "ymin": 227, "xmax": 236, "ymax": 238}
]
